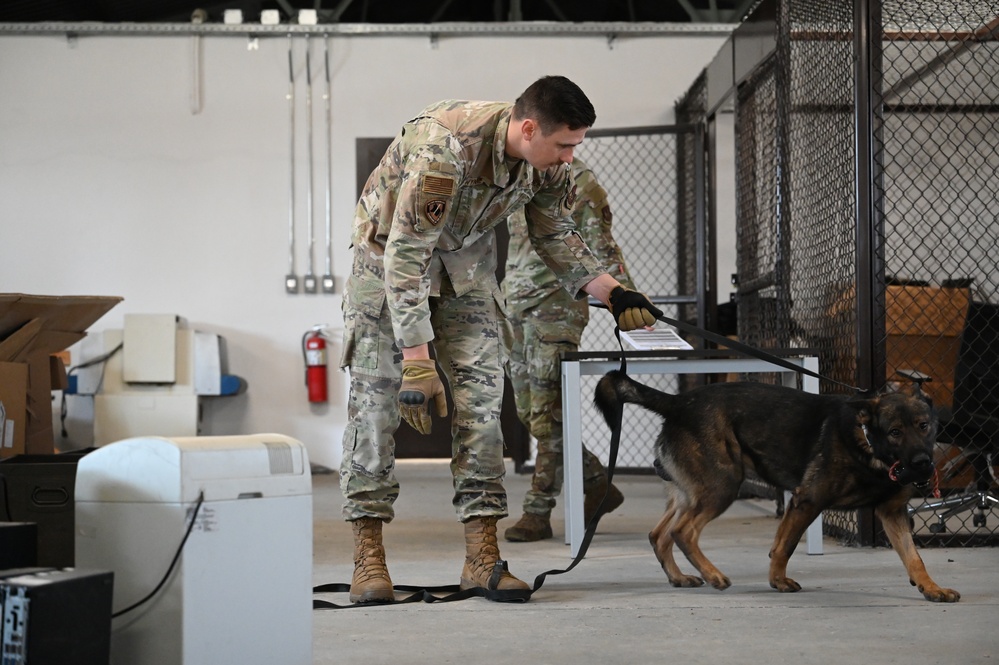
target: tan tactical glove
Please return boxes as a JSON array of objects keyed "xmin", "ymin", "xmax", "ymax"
[
  {"xmin": 399, "ymin": 359, "xmax": 448, "ymax": 435},
  {"xmin": 609, "ymin": 286, "xmax": 663, "ymax": 331}
]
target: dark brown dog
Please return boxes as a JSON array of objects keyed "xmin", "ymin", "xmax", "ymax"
[{"xmin": 594, "ymin": 371, "xmax": 960, "ymax": 603}]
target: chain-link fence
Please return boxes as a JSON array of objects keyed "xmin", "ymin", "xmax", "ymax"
[
  {"xmin": 741, "ymin": 0, "xmax": 867, "ymax": 542},
  {"xmin": 706, "ymin": 0, "xmax": 999, "ymax": 546},
  {"xmin": 880, "ymin": 0, "xmax": 999, "ymax": 546},
  {"xmin": 551, "ymin": 127, "xmax": 701, "ymax": 472},
  {"xmin": 676, "ymin": 72, "xmax": 710, "ymax": 335}
]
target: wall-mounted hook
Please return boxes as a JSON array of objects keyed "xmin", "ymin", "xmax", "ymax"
[{"xmin": 190, "ymin": 9, "xmax": 207, "ymax": 115}]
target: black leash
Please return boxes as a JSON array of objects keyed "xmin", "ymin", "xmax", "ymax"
[
  {"xmin": 312, "ymin": 581, "xmax": 529, "ymax": 607},
  {"xmin": 651, "ymin": 312, "xmax": 866, "ymax": 395},
  {"xmin": 312, "ymin": 399, "xmax": 627, "ymax": 609},
  {"xmin": 314, "ymin": 311, "xmax": 858, "ymax": 609}
]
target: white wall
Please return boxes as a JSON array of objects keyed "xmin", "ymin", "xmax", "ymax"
[
  {"xmin": 0, "ymin": 29, "xmax": 728, "ymax": 469},
  {"xmin": 715, "ymin": 109, "xmax": 737, "ymax": 302}
]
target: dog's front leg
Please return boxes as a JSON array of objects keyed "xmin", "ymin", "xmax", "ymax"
[
  {"xmin": 768, "ymin": 490, "xmax": 821, "ymax": 593},
  {"xmin": 876, "ymin": 502, "xmax": 961, "ymax": 603},
  {"xmin": 649, "ymin": 500, "xmax": 705, "ymax": 588}
]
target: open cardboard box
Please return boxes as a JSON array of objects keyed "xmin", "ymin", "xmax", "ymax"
[{"xmin": 0, "ymin": 293, "xmax": 122, "ymax": 457}]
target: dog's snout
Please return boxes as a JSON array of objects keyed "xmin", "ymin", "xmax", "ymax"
[{"xmin": 907, "ymin": 453, "xmax": 934, "ymax": 483}]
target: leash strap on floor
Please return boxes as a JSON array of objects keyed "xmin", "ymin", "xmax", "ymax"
[
  {"xmin": 312, "ymin": 582, "xmax": 526, "ymax": 608},
  {"xmin": 312, "ymin": 399, "xmax": 626, "ymax": 609}
]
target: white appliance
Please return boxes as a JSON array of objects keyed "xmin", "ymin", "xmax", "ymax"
[
  {"xmin": 78, "ymin": 314, "xmax": 245, "ymax": 445},
  {"xmin": 74, "ymin": 434, "xmax": 312, "ymax": 665}
]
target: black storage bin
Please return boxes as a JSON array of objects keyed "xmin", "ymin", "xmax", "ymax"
[{"xmin": 0, "ymin": 449, "xmax": 93, "ymax": 567}]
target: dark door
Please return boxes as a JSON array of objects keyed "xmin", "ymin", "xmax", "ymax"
[{"xmin": 354, "ymin": 138, "xmax": 529, "ymax": 466}]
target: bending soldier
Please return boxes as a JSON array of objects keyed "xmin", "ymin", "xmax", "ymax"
[{"xmin": 339, "ymin": 75, "xmax": 661, "ymax": 603}]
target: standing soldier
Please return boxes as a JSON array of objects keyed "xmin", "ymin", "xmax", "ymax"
[
  {"xmin": 339, "ymin": 75, "xmax": 662, "ymax": 604},
  {"xmin": 503, "ymin": 157, "xmax": 637, "ymax": 542}
]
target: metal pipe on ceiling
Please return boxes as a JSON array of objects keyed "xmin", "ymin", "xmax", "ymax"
[{"xmin": 0, "ymin": 21, "xmax": 735, "ymax": 37}]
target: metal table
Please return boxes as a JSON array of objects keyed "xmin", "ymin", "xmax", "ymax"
[{"xmin": 560, "ymin": 349, "xmax": 822, "ymax": 558}]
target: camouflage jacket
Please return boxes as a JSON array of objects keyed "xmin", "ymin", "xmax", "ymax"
[
  {"xmin": 504, "ymin": 157, "xmax": 636, "ymax": 318},
  {"xmin": 348, "ymin": 100, "xmax": 603, "ymax": 348}
]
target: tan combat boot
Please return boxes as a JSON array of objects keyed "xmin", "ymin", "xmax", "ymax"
[
  {"xmin": 583, "ymin": 476, "xmax": 625, "ymax": 524},
  {"xmin": 349, "ymin": 517, "xmax": 394, "ymax": 604},
  {"xmin": 504, "ymin": 513, "xmax": 553, "ymax": 542},
  {"xmin": 460, "ymin": 517, "xmax": 531, "ymax": 592}
]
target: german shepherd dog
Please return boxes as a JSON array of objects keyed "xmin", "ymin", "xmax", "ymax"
[{"xmin": 594, "ymin": 372, "xmax": 961, "ymax": 602}]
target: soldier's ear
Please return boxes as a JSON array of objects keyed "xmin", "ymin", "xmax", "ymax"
[{"xmin": 521, "ymin": 118, "xmax": 537, "ymax": 141}]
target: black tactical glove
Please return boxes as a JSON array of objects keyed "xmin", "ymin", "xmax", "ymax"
[
  {"xmin": 399, "ymin": 359, "xmax": 448, "ymax": 435},
  {"xmin": 609, "ymin": 286, "xmax": 663, "ymax": 331}
]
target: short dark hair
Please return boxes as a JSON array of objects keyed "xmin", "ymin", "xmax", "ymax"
[{"xmin": 512, "ymin": 75, "xmax": 596, "ymax": 135}]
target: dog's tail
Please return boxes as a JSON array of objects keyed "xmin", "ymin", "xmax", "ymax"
[{"xmin": 594, "ymin": 369, "xmax": 672, "ymax": 430}]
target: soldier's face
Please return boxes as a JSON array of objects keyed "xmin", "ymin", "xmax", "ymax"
[{"xmin": 523, "ymin": 122, "xmax": 588, "ymax": 171}]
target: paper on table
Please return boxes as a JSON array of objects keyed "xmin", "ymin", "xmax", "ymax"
[{"xmin": 619, "ymin": 327, "xmax": 694, "ymax": 351}]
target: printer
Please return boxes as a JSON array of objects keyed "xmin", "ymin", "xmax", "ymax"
[{"xmin": 74, "ymin": 434, "xmax": 312, "ymax": 665}]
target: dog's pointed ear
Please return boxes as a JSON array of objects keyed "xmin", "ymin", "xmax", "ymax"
[
  {"xmin": 888, "ymin": 381, "xmax": 934, "ymax": 410},
  {"xmin": 846, "ymin": 396, "xmax": 878, "ymax": 426},
  {"xmin": 913, "ymin": 384, "xmax": 934, "ymax": 409}
]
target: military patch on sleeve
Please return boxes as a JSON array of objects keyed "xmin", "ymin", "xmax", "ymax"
[
  {"xmin": 565, "ymin": 184, "xmax": 578, "ymax": 210},
  {"xmin": 425, "ymin": 199, "xmax": 447, "ymax": 225},
  {"xmin": 422, "ymin": 174, "xmax": 455, "ymax": 196}
]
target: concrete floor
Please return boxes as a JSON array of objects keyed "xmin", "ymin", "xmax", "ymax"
[{"xmin": 312, "ymin": 459, "xmax": 998, "ymax": 665}]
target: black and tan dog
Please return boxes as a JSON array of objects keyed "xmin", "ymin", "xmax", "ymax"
[{"xmin": 594, "ymin": 371, "xmax": 960, "ymax": 603}]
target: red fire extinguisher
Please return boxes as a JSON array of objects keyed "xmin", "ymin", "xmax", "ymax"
[{"xmin": 303, "ymin": 327, "xmax": 328, "ymax": 403}]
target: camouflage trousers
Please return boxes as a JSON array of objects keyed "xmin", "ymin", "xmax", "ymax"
[
  {"xmin": 507, "ymin": 301, "xmax": 606, "ymax": 518},
  {"xmin": 339, "ymin": 274, "xmax": 511, "ymax": 523}
]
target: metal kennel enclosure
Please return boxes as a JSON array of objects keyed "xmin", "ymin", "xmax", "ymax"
[{"xmin": 684, "ymin": 0, "xmax": 999, "ymax": 546}]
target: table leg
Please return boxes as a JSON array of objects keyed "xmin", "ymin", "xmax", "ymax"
[{"xmin": 561, "ymin": 360, "xmax": 585, "ymax": 556}]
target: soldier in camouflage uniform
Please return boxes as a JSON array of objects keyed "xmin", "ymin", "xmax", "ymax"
[
  {"xmin": 339, "ymin": 75, "xmax": 662, "ymax": 604},
  {"xmin": 503, "ymin": 157, "xmax": 637, "ymax": 542}
]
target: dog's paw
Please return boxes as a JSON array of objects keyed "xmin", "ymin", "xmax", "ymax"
[
  {"xmin": 919, "ymin": 585, "xmax": 961, "ymax": 603},
  {"xmin": 769, "ymin": 576, "xmax": 802, "ymax": 593},
  {"xmin": 707, "ymin": 574, "xmax": 731, "ymax": 591},
  {"xmin": 668, "ymin": 574, "xmax": 705, "ymax": 588}
]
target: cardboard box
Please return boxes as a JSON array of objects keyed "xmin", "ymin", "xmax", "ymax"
[
  {"xmin": 0, "ymin": 294, "xmax": 122, "ymax": 456},
  {"xmin": 885, "ymin": 285, "xmax": 970, "ymax": 337},
  {"xmin": 0, "ymin": 361, "xmax": 29, "ymax": 456},
  {"xmin": 885, "ymin": 286, "xmax": 970, "ymax": 409}
]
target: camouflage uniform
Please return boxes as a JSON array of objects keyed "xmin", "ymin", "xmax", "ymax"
[
  {"xmin": 340, "ymin": 100, "xmax": 604, "ymax": 524},
  {"xmin": 504, "ymin": 158, "xmax": 636, "ymax": 517}
]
